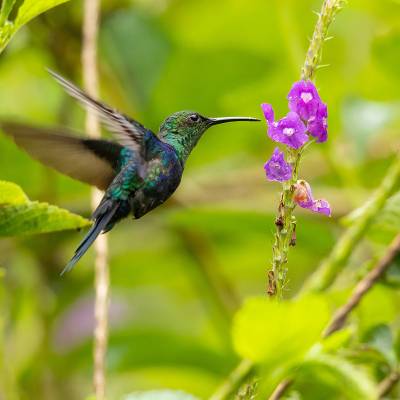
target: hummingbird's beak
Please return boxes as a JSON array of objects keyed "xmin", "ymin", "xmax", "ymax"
[{"xmin": 207, "ymin": 116, "xmax": 260, "ymax": 126}]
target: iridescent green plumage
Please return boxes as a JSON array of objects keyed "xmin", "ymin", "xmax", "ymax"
[{"xmin": 1, "ymin": 71, "xmax": 259, "ymax": 274}]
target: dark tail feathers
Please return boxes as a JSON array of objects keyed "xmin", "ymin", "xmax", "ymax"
[{"xmin": 61, "ymin": 202, "xmax": 119, "ymax": 275}]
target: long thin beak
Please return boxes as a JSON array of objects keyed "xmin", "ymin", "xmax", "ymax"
[{"xmin": 208, "ymin": 116, "xmax": 260, "ymax": 126}]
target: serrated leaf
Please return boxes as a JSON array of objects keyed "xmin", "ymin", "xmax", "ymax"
[
  {"xmin": 0, "ymin": 181, "xmax": 89, "ymax": 236},
  {"xmin": 232, "ymin": 296, "xmax": 330, "ymax": 366},
  {"xmin": 0, "ymin": 202, "xmax": 89, "ymax": 235},
  {"xmin": 14, "ymin": 0, "xmax": 69, "ymax": 28},
  {"xmin": 123, "ymin": 390, "xmax": 199, "ymax": 400},
  {"xmin": 291, "ymin": 354, "xmax": 378, "ymax": 400},
  {"xmin": 0, "ymin": 180, "xmax": 28, "ymax": 205}
]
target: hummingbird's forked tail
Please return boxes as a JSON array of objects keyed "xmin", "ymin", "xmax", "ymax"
[{"xmin": 61, "ymin": 201, "xmax": 119, "ymax": 275}]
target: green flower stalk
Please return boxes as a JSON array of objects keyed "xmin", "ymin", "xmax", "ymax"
[
  {"xmin": 265, "ymin": 0, "xmax": 345, "ymax": 299},
  {"xmin": 263, "ymin": 81, "xmax": 330, "ymax": 299},
  {"xmin": 210, "ymin": 2, "xmax": 347, "ymax": 399}
]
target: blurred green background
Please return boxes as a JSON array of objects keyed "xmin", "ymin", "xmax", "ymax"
[{"xmin": 1, "ymin": 0, "xmax": 400, "ymax": 398}]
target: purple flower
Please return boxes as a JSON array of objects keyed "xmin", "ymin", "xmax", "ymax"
[
  {"xmin": 264, "ymin": 148, "xmax": 292, "ymax": 182},
  {"xmin": 262, "ymin": 103, "xmax": 274, "ymax": 124},
  {"xmin": 310, "ymin": 199, "xmax": 331, "ymax": 216},
  {"xmin": 288, "ymin": 80, "xmax": 322, "ymax": 121},
  {"xmin": 293, "ymin": 180, "xmax": 331, "ymax": 216},
  {"xmin": 307, "ymin": 102, "xmax": 328, "ymax": 142},
  {"xmin": 268, "ymin": 111, "xmax": 309, "ymax": 149},
  {"xmin": 293, "ymin": 180, "xmax": 314, "ymax": 207}
]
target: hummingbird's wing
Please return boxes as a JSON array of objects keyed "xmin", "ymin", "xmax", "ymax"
[
  {"xmin": 48, "ymin": 70, "xmax": 152, "ymax": 158},
  {"xmin": 0, "ymin": 122, "xmax": 123, "ymax": 190}
]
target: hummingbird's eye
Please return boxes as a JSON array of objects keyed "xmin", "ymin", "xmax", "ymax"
[{"xmin": 189, "ymin": 114, "xmax": 199, "ymax": 122}]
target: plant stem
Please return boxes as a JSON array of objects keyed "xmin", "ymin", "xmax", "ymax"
[
  {"xmin": 268, "ymin": 378, "xmax": 293, "ymax": 400},
  {"xmin": 378, "ymin": 370, "xmax": 400, "ymax": 398},
  {"xmin": 212, "ymin": 1, "xmax": 346, "ymax": 398},
  {"xmin": 301, "ymin": 0, "xmax": 346, "ymax": 81},
  {"xmin": 302, "ymin": 154, "xmax": 400, "ymax": 293},
  {"xmin": 323, "ymin": 233, "xmax": 400, "ymax": 337},
  {"xmin": 268, "ymin": 0, "xmax": 345, "ymax": 298},
  {"xmin": 209, "ymin": 359, "xmax": 255, "ymax": 400},
  {"xmin": 270, "ymin": 231, "xmax": 400, "ymax": 398},
  {"xmin": 82, "ymin": 0, "xmax": 109, "ymax": 399}
]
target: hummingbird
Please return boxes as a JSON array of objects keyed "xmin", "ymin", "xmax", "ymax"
[{"xmin": 1, "ymin": 71, "xmax": 259, "ymax": 274}]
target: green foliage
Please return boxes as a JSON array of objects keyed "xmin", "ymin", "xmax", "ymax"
[
  {"xmin": 14, "ymin": 0, "xmax": 69, "ymax": 27},
  {"xmin": 343, "ymin": 186, "xmax": 400, "ymax": 246},
  {"xmin": 286, "ymin": 354, "xmax": 378, "ymax": 400},
  {"xmin": 321, "ymin": 328, "xmax": 352, "ymax": 353},
  {"xmin": 0, "ymin": 180, "xmax": 89, "ymax": 236},
  {"xmin": 0, "ymin": 180, "xmax": 28, "ymax": 205},
  {"xmin": 0, "ymin": 0, "xmax": 70, "ymax": 52},
  {"xmin": 355, "ymin": 285, "xmax": 398, "ymax": 333},
  {"xmin": 1, "ymin": 0, "xmax": 400, "ymax": 399},
  {"xmin": 369, "ymin": 191, "xmax": 400, "ymax": 243},
  {"xmin": 232, "ymin": 296, "xmax": 330, "ymax": 365},
  {"xmin": 362, "ymin": 324, "xmax": 397, "ymax": 367}
]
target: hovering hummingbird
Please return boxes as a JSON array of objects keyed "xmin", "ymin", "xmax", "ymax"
[{"xmin": 1, "ymin": 71, "xmax": 259, "ymax": 274}]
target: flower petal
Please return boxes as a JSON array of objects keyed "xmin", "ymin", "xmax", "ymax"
[
  {"xmin": 261, "ymin": 103, "xmax": 274, "ymax": 124},
  {"xmin": 288, "ymin": 80, "xmax": 322, "ymax": 121},
  {"xmin": 294, "ymin": 180, "xmax": 314, "ymax": 207},
  {"xmin": 268, "ymin": 112, "xmax": 308, "ymax": 149},
  {"xmin": 264, "ymin": 148, "xmax": 292, "ymax": 182},
  {"xmin": 307, "ymin": 102, "xmax": 328, "ymax": 142},
  {"xmin": 311, "ymin": 199, "xmax": 331, "ymax": 216},
  {"xmin": 294, "ymin": 180, "xmax": 331, "ymax": 216}
]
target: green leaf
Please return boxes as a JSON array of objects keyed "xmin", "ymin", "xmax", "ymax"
[
  {"xmin": 0, "ymin": 0, "xmax": 70, "ymax": 53},
  {"xmin": 0, "ymin": 202, "xmax": 90, "ymax": 236},
  {"xmin": 0, "ymin": 180, "xmax": 89, "ymax": 236},
  {"xmin": 0, "ymin": 180, "xmax": 28, "ymax": 205},
  {"xmin": 289, "ymin": 354, "xmax": 378, "ymax": 400},
  {"xmin": 14, "ymin": 0, "xmax": 69, "ymax": 28},
  {"xmin": 0, "ymin": 0, "xmax": 16, "ymax": 25},
  {"xmin": 232, "ymin": 296, "xmax": 330, "ymax": 366},
  {"xmin": 123, "ymin": 390, "xmax": 199, "ymax": 400}
]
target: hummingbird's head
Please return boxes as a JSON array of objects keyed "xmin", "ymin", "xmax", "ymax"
[{"xmin": 159, "ymin": 110, "xmax": 259, "ymax": 162}]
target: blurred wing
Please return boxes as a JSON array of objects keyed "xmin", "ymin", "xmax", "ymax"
[
  {"xmin": 48, "ymin": 69, "xmax": 150, "ymax": 156},
  {"xmin": 1, "ymin": 122, "xmax": 124, "ymax": 190}
]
